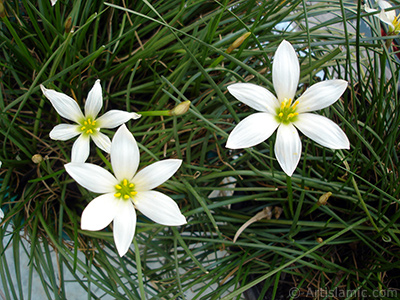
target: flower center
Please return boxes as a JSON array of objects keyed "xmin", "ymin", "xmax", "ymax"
[
  {"xmin": 392, "ymin": 15, "xmax": 400, "ymax": 33},
  {"xmin": 114, "ymin": 179, "xmax": 137, "ymax": 200},
  {"xmin": 80, "ymin": 118, "xmax": 98, "ymax": 135},
  {"xmin": 276, "ymin": 98, "xmax": 299, "ymax": 124}
]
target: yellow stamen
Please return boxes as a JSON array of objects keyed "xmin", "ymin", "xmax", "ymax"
[
  {"xmin": 278, "ymin": 112, "xmax": 283, "ymax": 118},
  {"xmin": 280, "ymin": 101, "xmax": 285, "ymax": 110},
  {"xmin": 129, "ymin": 183, "xmax": 134, "ymax": 188},
  {"xmin": 114, "ymin": 193, "xmax": 121, "ymax": 198},
  {"xmin": 123, "ymin": 195, "xmax": 130, "ymax": 200},
  {"xmin": 123, "ymin": 179, "xmax": 128, "ymax": 186},
  {"xmin": 86, "ymin": 129, "xmax": 93, "ymax": 134},
  {"xmin": 288, "ymin": 113, "xmax": 294, "ymax": 119},
  {"xmin": 293, "ymin": 112, "xmax": 299, "ymax": 117},
  {"xmin": 80, "ymin": 126, "xmax": 86, "ymax": 131},
  {"xmin": 130, "ymin": 191, "xmax": 137, "ymax": 196},
  {"xmin": 87, "ymin": 118, "xmax": 92, "ymax": 125},
  {"xmin": 84, "ymin": 121, "xmax": 88, "ymax": 125},
  {"xmin": 115, "ymin": 184, "xmax": 122, "ymax": 190},
  {"xmin": 292, "ymin": 100, "xmax": 300, "ymax": 110},
  {"xmin": 285, "ymin": 98, "xmax": 292, "ymax": 109}
]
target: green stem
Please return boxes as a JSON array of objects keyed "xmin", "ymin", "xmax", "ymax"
[
  {"xmin": 133, "ymin": 239, "xmax": 146, "ymax": 300},
  {"xmin": 286, "ymin": 175, "xmax": 294, "ymax": 217},
  {"xmin": 339, "ymin": 151, "xmax": 380, "ymax": 233}
]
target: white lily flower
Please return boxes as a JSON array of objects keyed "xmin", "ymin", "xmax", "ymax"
[
  {"xmin": 226, "ymin": 40, "xmax": 350, "ymax": 176},
  {"xmin": 365, "ymin": 0, "xmax": 400, "ymax": 34},
  {"xmin": 41, "ymin": 80, "xmax": 141, "ymax": 162},
  {"xmin": 65, "ymin": 125, "xmax": 186, "ymax": 257}
]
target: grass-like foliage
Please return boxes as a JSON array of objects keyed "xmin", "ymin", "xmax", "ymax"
[{"xmin": 1, "ymin": 0, "xmax": 399, "ymax": 299}]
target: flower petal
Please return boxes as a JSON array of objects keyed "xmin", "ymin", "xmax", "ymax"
[
  {"xmin": 0, "ymin": 208, "xmax": 4, "ymax": 220},
  {"xmin": 226, "ymin": 112, "xmax": 279, "ymax": 149},
  {"xmin": 133, "ymin": 159, "xmax": 182, "ymax": 191},
  {"xmin": 293, "ymin": 113, "xmax": 350, "ymax": 149},
  {"xmin": 273, "ymin": 40, "xmax": 300, "ymax": 102},
  {"xmin": 296, "ymin": 80, "xmax": 348, "ymax": 113},
  {"xmin": 40, "ymin": 85, "xmax": 84, "ymax": 123},
  {"xmin": 50, "ymin": 0, "xmax": 57, "ymax": 6},
  {"xmin": 71, "ymin": 134, "xmax": 91, "ymax": 163},
  {"xmin": 111, "ymin": 125, "xmax": 140, "ymax": 181},
  {"xmin": 378, "ymin": 0, "xmax": 396, "ymax": 22},
  {"xmin": 84, "ymin": 80, "xmax": 103, "ymax": 119},
  {"xmin": 364, "ymin": 4, "xmax": 378, "ymax": 14},
  {"xmin": 134, "ymin": 191, "xmax": 186, "ymax": 226},
  {"xmin": 227, "ymin": 83, "xmax": 280, "ymax": 113},
  {"xmin": 91, "ymin": 131, "xmax": 111, "ymax": 153},
  {"xmin": 274, "ymin": 123, "xmax": 302, "ymax": 176},
  {"xmin": 80, "ymin": 193, "xmax": 119, "ymax": 231},
  {"xmin": 113, "ymin": 201, "xmax": 136, "ymax": 257},
  {"xmin": 96, "ymin": 110, "xmax": 141, "ymax": 129},
  {"xmin": 49, "ymin": 124, "xmax": 81, "ymax": 141},
  {"xmin": 65, "ymin": 162, "xmax": 117, "ymax": 193}
]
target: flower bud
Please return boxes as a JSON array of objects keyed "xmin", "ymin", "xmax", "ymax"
[
  {"xmin": 226, "ymin": 32, "xmax": 251, "ymax": 54},
  {"xmin": 32, "ymin": 154, "xmax": 43, "ymax": 164},
  {"xmin": 65, "ymin": 16, "xmax": 72, "ymax": 33},
  {"xmin": 169, "ymin": 100, "xmax": 190, "ymax": 116},
  {"xmin": 318, "ymin": 192, "xmax": 332, "ymax": 206},
  {"xmin": 0, "ymin": 0, "xmax": 6, "ymax": 18}
]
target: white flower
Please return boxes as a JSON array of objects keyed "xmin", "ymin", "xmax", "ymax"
[
  {"xmin": 41, "ymin": 80, "xmax": 141, "ymax": 162},
  {"xmin": 226, "ymin": 40, "xmax": 350, "ymax": 176},
  {"xmin": 65, "ymin": 125, "xmax": 186, "ymax": 257},
  {"xmin": 365, "ymin": 0, "xmax": 400, "ymax": 34},
  {"xmin": 0, "ymin": 208, "xmax": 3, "ymax": 220},
  {"xmin": 51, "ymin": 0, "xmax": 57, "ymax": 5}
]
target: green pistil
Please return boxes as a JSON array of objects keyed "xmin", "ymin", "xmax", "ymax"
[
  {"xmin": 80, "ymin": 118, "xmax": 97, "ymax": 135},
  {"xmin": 114, "ymin": 179, "xmax": 137, "ymax": 200},
  {"xmin": 275, "ymin": 98, "xmax": 299, "ymax": 125}
]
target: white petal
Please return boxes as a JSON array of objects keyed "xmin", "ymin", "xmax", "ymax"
[
  {"xmin": 296, "ymin": 80, "xmax": 348, "ymax": 113},
  {"xmin": 71, "ymin": 134, "xmax": 91, "ymax": 163},
  {"xmin": 49, "ymin": 124, "xmax": 81, "ymax": 141},
  {"xmin": 226, "ymin": 112, "xmax": 279, "ymax": 149},
  {"xmin": 377, "ymin": 10, "xmax": 395, "ymax": 28},
  {"xmin": 273, "ymin": 40, "xmax": 300, "ymax": 102},
  {"xmin": 133, "ymin": 159, "xmax": 182, "ymax": 191},
  {"xmin": 40, "ymin": 85, "xmax": 84, "ymax": 123},
  {"xmin": 50, "ymin": 0, "xmax": 57, "ymax": 6},
  {"xmin": 81, "ymin": 193, "xmax": 119, "ymax": 231},
  {"xmin": 84, "ymin": 80, "xmax": 103, "ymax": 119},
  {"xmin": 113, "ymin": 201, "xmax": 136, "ymax": 257},
  {"xmin": 91, "ymin": 131, "xmax": 111, "ymax": 153},
  {"xmin": 96, "ymin": 110, "xmax": 141, "ymax": 129},
  {"xmin": 0, "ymin": 208, "xmax": 4, "ymax": 219},
  {"xmin": 111, "ymin": 125, "xmax": 140, "ymax": 181},
  {"xmin": 134, "ymin": 191, "xmax": 186, "ymax": 226},
  {"xmin": 364, "ymin": 4, "xmax": 378, "ymax": 14},
  {"xmin": 378, "ymin": 0, "xmax": 396, "ymax": 21},
  {"xmin": 274, "ymin": 124, "xmax": 302, "ymax": 176},
  {"xmin": 293, "ymin": 113, "xmax": 350, "ymax": 149},
  {"xmin": 227, "ymin": 83, "xmax": 280, "ymax": 113},
  {"xmin": 65, "ymin": 162, "xmax": 117, "ymax": 193}
]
